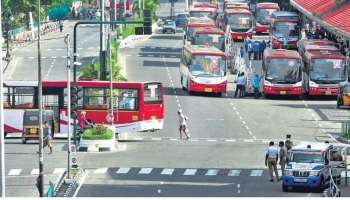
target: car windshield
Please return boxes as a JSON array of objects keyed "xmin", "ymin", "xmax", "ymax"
[
  {"xmin": 193, "ymin": 34, "xmax": 225, "ymax": 51},
  {"xmin": 265, "ymin": 58, "xmax": 301, "ymax": 83},
  {"xmin": 291, "ymin": 152, "xmax": 323, "ymax": 163},
  {"xmin": 165, "ymin": 21, "xmax": 174, "ymax": 25},
  {"xmin": 227, "ymin": 13, "xmax": 252, "ymax": 31},
  {"xmin": 190, "ymin": 55, "xmax": 226, "ymax": 77},
  {"xmin": 177, "ymin": 14, "xmax": 188, "ymax": 19},
  {"xmin": 190, "ymin": 11, "xmax": 215, "ymax": 19},
  {"xmin": 273, "ymin": 21, "xmax": 299, "ymax": 37},
  {"xmin": 257, "ymin": 8, "xmax": 277, "ymax": 24},
  {"xmin": 310, "ymin": 59, "xmax": 346, "ymax": 83},
  {"xmin": 343, "ymin": 85, "xmax": 350, "ymax": 93}
]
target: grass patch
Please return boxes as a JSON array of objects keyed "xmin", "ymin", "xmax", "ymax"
[
  {"xmin": 82, "ymin": 125, "xmax": 114, "ymax": 140},
  {"xmin": 121, "ymin": 17, "xmax": 143, "ymax": 38}
]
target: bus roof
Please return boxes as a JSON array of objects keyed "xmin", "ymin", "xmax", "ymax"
[
  {"xmin": 271, "ymin": 11, "xmax": 299, "ymax": 18},
  {"xmin": 305, "ymin": 44, "xmax": 340, "ymax": 52},
  {"xmin": 193, "ymin": 2, "xmax": 218, "ymax": 8},
  {"xmin": 193, "ymin": 27, "xmax": 225, "ymax": 35},
  {"xmin": 225, "ymin": 3, "xmax": 249, "ymax": 10},
  {"xmin": 224, "ymin": 0, "xmax": 247, "ymax": 3},
  {"xmin": 305, "ymin": 50, "xmax": 345, "ymax": 60},
  {"xmin": 225, "ymin": 8, "xmax": 252, "ymax": 14},
  {"xmin": 190, "ymin": 6, "xmax": 217, "ymax": 12},
  {"xmin": 187, "ymin": 17, "xmax": 215, "ymax": 27},
  {"xmin": 264, "ymin": 49, "xmax": 301, "ymax": 60},
  {"xmin": 256, "ymin": 2, "xmax": 279, "ymax": 10},
  {"xmin": 3, "ymin": 80, "xmax": 159, "ymax": 88},
  {"xmin": 292, "ymin": 142, "xmax": 331, "ymax": 152},
  {"xmin": 298, "ymin": 39, "xmax": 337, "ymax": 49},
  {"xmin": 185, "ymin": 45, "xmax": 226, "ymax": 57}
]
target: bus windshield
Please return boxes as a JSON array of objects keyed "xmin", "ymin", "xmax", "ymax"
[
  {"xmin": 273, "ymin": 21, "xmax": 299, "ymax": 38},
  {"xmin": 266, "ymin": 58, "xmax": 301, "ymax": 83},
  {"xmin": 227, "ymin": 13, "xmax": 252, "ymax": 31},
  {"xmin": 191, "ymin": 55, "xmax": 226, "ymax": 77},
  {"xmin": 291, "ymin": 152, "xmax": 323, "ymax": 163},
  {"xmin": 193, "ymin": 34, "xmax": 225, "ymax": 51},
  {"xmin": 257, "ymin": 9, "xmax": 277, "ymax": 24},
  {"xmin": 190, "ymin": 11, "xmax": 215, "ymax": 19},
  {"xmin": 186, "ymin": 27, "xmax": 196, "ymax": 41},
  {"xmin": 310, "ymin": 59, "xmax": 346, "ymax": 83}
]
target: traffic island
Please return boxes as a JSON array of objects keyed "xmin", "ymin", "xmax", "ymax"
[
  {"xmin": 53, "ymin": 167, "xmax": 86, "ymax": 197},
  {"xmin": 78, "ymin": 125, "xmax": 117, "ymax": 152}
]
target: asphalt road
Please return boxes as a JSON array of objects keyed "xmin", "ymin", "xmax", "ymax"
[{"xmin": 3, "ymin": 4, "xmax": 350, "ymax": 198}]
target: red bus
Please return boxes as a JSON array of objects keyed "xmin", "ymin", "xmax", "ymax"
[
  {"xmin": 224, "ymin": 8, "xmax": 253, "ymax": 40},
  {"xmin": 270, "ymin": 11, "xmax": 301, "ymax": 49},
  {"xmin": 297, "ymin": 39, "xmax": 339, "ymax": 55},
  {"xmin": 262, "ymin": 49, "xmax": 303, "ymax": 97},
  {"xmin": 193, "ymin": 2, "xmax": 218, "ymax": 9},
  {"xmin": 191, "ymin": 27, "xmax": 227, "ymax": 52},
  {"xmin": 184, "ymin": 17, "xmax": 216, "ymax": 45},
  {"xmin": 180, "ymin": 45, "xmax": 227, "ymax": 95},
  {"xmin": 223, "ymin": 0, "xmax": 248, "ymax": 11},
  {"xmin": 224, "ymin": 2, "xmax": 249, "ymax": 11},
  {"xmin": 3, "ymin": 81, "xmax": 164, "ymax": 137},
  {"xmin": 189, "ymin": 6, "xmax": 218, "ymax": 20},
  {"xmin": 255, "ymin": 2, "xmax": 280, "ymax": 34},
  {"xmin": 302, "ymin": 50, "xmax": 347, "ymax": 96}
]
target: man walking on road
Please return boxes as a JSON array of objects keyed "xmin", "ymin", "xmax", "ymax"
[
  {"xmin": 265, "ymin": 141, "xmax": 279, "ymax": 182},
  {"xmin": 178, "ymin": 109, "xmax": 190, "ymax": 140},
  {"xmin": 235, "ymin": 72, "xmax": 246, "ymax": 98},
  {"xmin": 279, "ymin": 141, "xmax": 287, "ymax": 178}
]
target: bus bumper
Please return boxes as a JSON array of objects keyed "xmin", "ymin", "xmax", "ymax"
[
  {"xmin": 264, "ymin": 86, "xmax": 303, "ymax": 96},
  {"xmin": 231, "ymin": 32, "xmax": 252, "ymax": 40},
  {"xmin": 255, "ymin": 25, "xmax": 269, "ymax": 34},
  {"xmin": 272, "ymin": 39, "xmax": 297, "ymax": 49},
  {"xmin": 308, "ymin": 87, "xmax": 339, "ymax": 96},
  {"xmin": 283, "ymin": 176, "xmax": 321, "ymax": 189},
  {"xmin": 189, "ymin": 81, "xmax": 227, "ymax": 93}
]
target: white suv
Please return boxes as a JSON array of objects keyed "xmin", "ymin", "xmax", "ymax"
[{"xmin": 163, "ymin": 20, "xmax": 176, "ymax": 34}]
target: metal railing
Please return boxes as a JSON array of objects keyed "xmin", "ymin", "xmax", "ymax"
[{"xmin": 328, "ymin": 168, "xmax": 341, "ymax": 197}]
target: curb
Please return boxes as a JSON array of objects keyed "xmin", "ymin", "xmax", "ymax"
[
  {"xmin": 54, "ymin": 168, "xmax": 86, "ymax": 197},
  {"xmin": 78, "ymin": 138, "xmax": 116, "ymax": 152}
]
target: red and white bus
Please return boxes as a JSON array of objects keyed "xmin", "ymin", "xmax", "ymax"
[
  {"xmin": 262, "ymin": 49, "xmax": 303, "ymax": 97},
  {"xmin": 184, "ymin": 17, "xmax": 216, "ymax": 45},
  {"xmin": 224, "ymin": 2, "xmax": 249, "ymax": 11},
  {"xmin": 189, "ymin": 6, "xmax": 218, "ymax": 20},
  {"xmin": 191, "ymin": 27, "xmax": 227, "ymax": 52},
  {"xmin": 270, "ymin": 11, "xmax": 301, "ymax": 49},
  {"xmin": 297, "ymin": 39, "xmax": 339, "ymax": 55},
  {"xmin": 224, "ymin": 8, "xmax": 253, "ymax": 40},
  {"xmin": 193, "ymin": 2, "xmax": 218, "ymax": 9},
  {"xmin": 3, "ymin": 81, "xmax": 164, "ymax": 137},
  {"xmin": 255, "ymin": 2, "xmax": 280, "ymax": 34},
  {"xmin": 180, "ymin": 45, "xmax": 227, "ymax": 95},
  {"xmin": 302, "ymin": 50, "xmax": 347, "ymax": 96},
  {"xmin": 223, "ymin": 0, "xmax": 248, "ymax": 11}
]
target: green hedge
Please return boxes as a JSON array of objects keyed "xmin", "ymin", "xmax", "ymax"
[{"xmin": 82, "ymin": 125, "xmax": 114, "ymax": 140}]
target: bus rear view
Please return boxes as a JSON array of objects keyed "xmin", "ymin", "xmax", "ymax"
[{"xmin": 262, "ymin": 49, "xmax": 303, "ymax": 97}]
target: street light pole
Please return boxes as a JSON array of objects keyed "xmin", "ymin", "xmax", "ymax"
[
  {"xmin": 100, "ymin": 0, "xmax": 107, "ymax": 80},
  {"xmin": 64, "ymin": 34, "xmax": 72, "ymax": 179},
  {"xmin": 37, "ymin": 0, "xmax": 44, "ymax": 197},
  {"xmin": 0, "ymin": 2, "xmax": 6, "ymax": 198}
]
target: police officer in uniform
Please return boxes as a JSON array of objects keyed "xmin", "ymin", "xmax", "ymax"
[{"xmin": 285, "ymin": 134, "xmax": 293, "ymax": 161}]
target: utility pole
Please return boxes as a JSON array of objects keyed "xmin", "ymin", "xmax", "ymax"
[
  {"xmin": 37, "ymin": 0, "xmax": 45, "ymax": 197},
  {"xmin": 100, "ymin": 0, "xmax": 107, "ymax": 80},
  {"xmin": 64, "ymin": 34, "xmax": 72, "ymax": 179},
  {"xmin": 108, "ymin": 32, "xmax": 115, "ymax": 129},
  {"xmin": 0, "ymin": 2, "xmax": 6, "ymax": 198}
]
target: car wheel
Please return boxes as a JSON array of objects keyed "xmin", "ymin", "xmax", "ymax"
[{"xmin": 282, "ymin": 184, "xmax": 289, "ymax": 192}]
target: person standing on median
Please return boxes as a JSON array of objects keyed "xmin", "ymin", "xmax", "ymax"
[
  {"xmin": 253, "ymin": 74, "xmax": 262, "ymax": 99},
  {"xmin": 265, "ymin": 141, "xmax": 279, "ymax": 182},
  {"xmin": 279, "ymin": 141, "xmax": 288, "ymax": 178},
  {"xmin": 235, "ymin": 72, "xmax": 246, "ymax": 98},
  {"xmin": 247, "ymin": 42, "xmax": 253, "ymax": 60}
]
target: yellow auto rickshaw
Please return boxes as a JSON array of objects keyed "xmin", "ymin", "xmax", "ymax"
[
  {"xmin": 22, "ymin": 110, "xmax": 54, "ymax": 144},
  {"xmin": 337, "ymin": 83, "xmax": 350, "ymax": 109}
]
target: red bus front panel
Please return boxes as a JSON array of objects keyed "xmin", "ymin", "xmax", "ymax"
[
  {"xmin": 189, "ymin": 80, "xmax": 227, "ymax": 93},
  {"xmin": 231, "ymin": 31, "xmax": 252, "ymax": 40},
  {"xmin": 308, "ymin": 86, "xmax": 339, "ymax": 96},
  {"xmin": 263, "ymin": 85, "xmax": 303, "ymax": 96}
]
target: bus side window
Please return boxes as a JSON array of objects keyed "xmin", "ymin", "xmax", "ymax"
[
  {"xmin": 3, "ymin": 86, "xmax": 11, "ymax": 108},
  {"xmin": 84, "ymin": 88, "xmax": 108, "ymax": 109},
  {"xmin": 116, "ymin": 89, "xmax": 138, "ymax": 111},
  {"xmin": 12, "ymin": 87, "xmax": 35, "ymax": 109}
]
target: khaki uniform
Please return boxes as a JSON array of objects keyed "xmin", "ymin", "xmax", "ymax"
[
  {"xmin": 266, "ymin": 146, "xmax": 279, "ymax": 181},
  {"xmin": 279, "ymin": 146, "xmax": 288, "ymax": 176}
]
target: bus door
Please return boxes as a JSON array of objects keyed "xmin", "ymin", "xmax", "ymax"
[{"xmin": 43, "ymin": 88, "xmax": 64, "ymax": 134}]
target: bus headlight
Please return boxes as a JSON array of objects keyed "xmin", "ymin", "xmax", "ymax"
[
  {"xmin": 309, "ymin": 81, "xmax": 318, "ymax": 87},
  {"xmin": 264, "ymin": 80, "xmax": 272, "ymax": 86},
  {"xmin": 294, "ymin": 81, "xmax": 302, "ymax": 87},
  {"xmin": 309, "ymin": 171, "xmax": 320, "ymax": 176},
  {"xmin": 285, "ymin": 170, "xmax": 293, "ymax": 176}
]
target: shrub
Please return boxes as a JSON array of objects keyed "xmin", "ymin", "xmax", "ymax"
[{"xmin": 82, "ymin": 125, "xmax": 114, "ymax": 140}]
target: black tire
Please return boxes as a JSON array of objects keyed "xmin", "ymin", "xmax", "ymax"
[{"xmin": 282, "ymin": 184, "xmax": 289, "ymax": 192}]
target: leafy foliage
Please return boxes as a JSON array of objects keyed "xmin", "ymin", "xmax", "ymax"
[{"xmin": 82, "ymin": 125, "xmax": 114, "ymax": 140}]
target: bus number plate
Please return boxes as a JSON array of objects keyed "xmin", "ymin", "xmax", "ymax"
[
  {"xmin": 325, "ymin": 90, "xmax": 332, "ymax": 95},
  {"xmin": 30, "ymin": 128, "xmax": 37, "ymax": 134},
  {"xmin": 205, "ymin": 88, "xmax": 212, "ymax": 92},
  {"xmin": 237, "ymin": 36, "xmax": 242, "ymax": 40},
  {"xmin": 280, "ymin": 91, "xmax": 286, "ymax": 95},
  {"xmin": 294, "ymin": 178, "xmax": 307, "ymax": 183}
]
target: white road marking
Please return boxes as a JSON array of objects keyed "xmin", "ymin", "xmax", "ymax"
[
  {"xmin": 244, "ymin": 139, "xmax": 254, "ymax": 143},
  {"xmin": 169, "ymin": 138, "xmax": 178, "ymax": 141},
  {"xmin": 245, "ymin": 126, "xmax": 250, "ymax": 130},
  {"xmin": 239, "ymin": 116, "xmax": 243, "ymax": 120},
  {"xmin": 151, "ymin": 137, "xmax": 162, "ymax": 141},
  {"xmin": 225, "ymin": 139, "xmax": 236, "ymax": 142},
  {"xmin": 94, "ymin": 168, "xmax": 108, "ymax": 174},
  {"xmin": 184, "ymin": 169, "xmax": 197, "ymax": 175},
  {"xmin": 250, "ymin": 170, "xmax": 263, "ymax": 176},
  {"xmin": 29, "ymin": 57, "xmax": 35, "ymax": 59},
  {"xmin": 53, "ymin": 168, "xmax": 66, "ymax": 174},
  {"xmin": 253, "ymin": 136, "xmax": 257, "ymax": 140},
  {"xmin": 8, "ymin": 169, "xmax": 22, "ymax": 176},
  {"xmin": 228, "ymin": 170, "xmax": 241, "ymax": 176},
  {"xmin": 277, "ymin": 169, "xmax": 282, "ymax": 177},
  {"xmin": 139, "ymin": 168, "xmax": 153, "ymax": 174},
  {"xmin": 73, "ymin": 170, "xmax": 89, "ymax": 197},
  {"xmin": 134, "ymin": 137, "xmax": 143, "ymax": 140},
  {"xmin": 126, "ymin": 54, "xmax": 132, "ymax": 57},
  {"xmin": 161, "ymin": 168, "xmax": 174, "ymax": 175},
  {"xmin": 248, "ymin": 131, "xmax": 253, "ymax": 135},
  {"xmin": 116, "ymin": 167, "xmax": 130, "ymax": 174},
  {"xmin": 207, "ymin": 139, "xmax": 217, "ymax": 142},
  {"xmin": 189, "ymin": 139, "xmax": 198, "ymax": 142},
  {"xmin": 205, "ymin": 169, "xmax": 219, "ymax": 176},
  {"xmin": 31, "ymin": 169, "xmax": 39, "ymax": 175},
  {"xmin": 51, "ymin": 56, "xmax": 57, "ymax": 59},
  {"xmin": 242, "ymin": 121, "xmax": 246, "ymax": 125}
]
